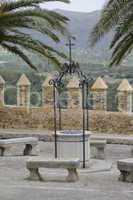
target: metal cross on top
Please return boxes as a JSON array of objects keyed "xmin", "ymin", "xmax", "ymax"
[
  {"xmin": 50, "ymin": 36, "xmax": 93, "ymax": 168},
  {"xmin": 66, "ymin": 36, "xmax": 76, "ymax": 65}
]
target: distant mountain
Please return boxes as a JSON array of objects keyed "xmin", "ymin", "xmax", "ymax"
[
  {"xmin": 21, "ymin": 9, "xmax": 113, "ymax": 64},
  {"xmin": 31, "ymin": 9, "xmax": 114, "ymax": 63},
  {"xmin": 1, "ymin": 9, "xmax": 133, "ymax": 70},
  {"xmin": 56, "ymin": 9, "xmax": 111, "ymax": 48},
  {"xmin": 64, "ymin": 10, "xmax": 114, "ymax": 62}
]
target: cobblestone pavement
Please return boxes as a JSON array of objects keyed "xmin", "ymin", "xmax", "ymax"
[{"xmin": 0, "ymin": 142, "xmax": 133, "ymax": 200}]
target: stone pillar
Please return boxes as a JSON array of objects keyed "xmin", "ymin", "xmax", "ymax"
[
  {"xmin": 42, "ymin": 74, "xmax": 54, "ymax": 106},
  {"xmin": 17, "ymin": 74, "xmax": 31, "ymax": 108},
  {"xmin": 67, "ymin": 76, "xmax": 81, "ymax": 108},
  {"xmin": 117, "ymin": 79, "xmax": 133, "ymax": 112},
  {"xmin": 0, "ymin": 76, "xmax": 5, "ymax": 107},
  {"xmin": 91, "ymin": 77, "xmax": 108, "ymax": 111}
]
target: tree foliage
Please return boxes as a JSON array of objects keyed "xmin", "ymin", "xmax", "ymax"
[
  {"xmin": 91, "ymin": 0, "xmax": 133, "ymax": 67},
  {"xmin": 0, "ymin": 0, "xmax": 69, "ymax": 70}
]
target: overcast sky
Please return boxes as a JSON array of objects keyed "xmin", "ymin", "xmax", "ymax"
[{"xmin": 43, "ymin": 0, "xmax": 106, "ymax": 12}]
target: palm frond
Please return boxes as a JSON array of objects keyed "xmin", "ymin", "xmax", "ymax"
[
  {"xmin": 0, "ymin": 33, "xmax": 65, "ymax": 66},
  {"xmin": 110, "ymin": 32, "xmax": 133, "ymax": 66},
  {"xmin": 91, "ymin": 0, "xmax": 132, "ymax": 45},
  {"xmin": 0, "ymin": 8, "xmax": 69, "ymax": 32},
  {"xmin": 0, "ymin": 0, "xmax": 70, "ymax": 69},
  {"xmin": 1, "ymin": 42, "xmax": 37, "ymax": 70},
  {"xmin": 90, "ymin": 0, "xmax": 133, "ymax": 67},
  {"xmin": 110, "ymin": 12, "xmax": 133, "ymax": 48},
  {"xmin": 0, "ymin": 0, "xmax": 69, "ymax": 12}
]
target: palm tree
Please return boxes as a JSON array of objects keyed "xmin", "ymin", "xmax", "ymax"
[
  {"xmin": 0, "ymin": 0, "xmax": 69, "ymax": 70},
  {"xmin": 91, "ymin": 0, "xmax": 133, "ymax": 66}
]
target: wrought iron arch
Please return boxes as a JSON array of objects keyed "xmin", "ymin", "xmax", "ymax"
[{"xmin": 49, "ymin": 62, "xmax": 93, "ymax": 168}]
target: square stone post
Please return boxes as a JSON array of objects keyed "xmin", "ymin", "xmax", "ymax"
[
  {"xmin": 91, "ymin": 77, "xmax": 108, "ymax": 111},
  {"xmin": 67, "ymin": 76, "xmax": 82, "ymax": 108},
  {"xmin": 17, "ymin": 74, "xmax": 31, "ymax": 108},
  {"xmin": 0, "ymin": 76, "xmax": 5, "ymax": 107},
  {"xmin": 42, "ymin": 74, "xmax": 55, "ymax": 107},
  {"xmin": 117, "ymin": 79, "xmax": 133, "ymax": 112}
]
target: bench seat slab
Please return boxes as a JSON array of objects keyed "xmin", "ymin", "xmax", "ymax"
[
  {"xmin": 0, "ymin": 137, "xmax": 38, "ymax": 145},
  {"xmin": 0, "ymin": 137, "xmax": 39, "ymax": 156},
  {"xmin": 27, "ymin": 159, "xmax": 80, "ymax": 169}
]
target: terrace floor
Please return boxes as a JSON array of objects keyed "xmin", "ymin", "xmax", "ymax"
[{"xmin": 0, "ymin": 141, "xmax": 133, "ymax": 200}]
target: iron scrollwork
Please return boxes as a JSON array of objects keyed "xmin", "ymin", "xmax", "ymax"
[{"xmin": 49, "ymin": 61, "xmax": 93, "ymax": 168}]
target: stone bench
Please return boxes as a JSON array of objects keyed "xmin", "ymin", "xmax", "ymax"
[
  {"xmin": 26, "ymin": 158, "xmax": 80, "ymax": 182},
  {"xmin": 90, "ymin": 139, "xmax": 106, "ymax": 160},
  {"xmin": 0, "ymin": 137, "xmax": 39, "ymax": 156},
  {"xmin": 117, "ymin": 158, "xmax": 133, "ymax": 182}
]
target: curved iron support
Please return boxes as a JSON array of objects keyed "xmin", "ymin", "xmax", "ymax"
[
  {"xmin": 49, "ymin": 62, "xmax": 92, "ymax": 167},
  {"xmin": 80, "ymin": 80, "xmax": 87, "ymax": 168},
  {"xmin": 86, "ymin": 83, "xmax": 89, "ymax": 131},
  {"xmin": 49, "ymin": 79, "xmax": 58, "ymax": 158}
]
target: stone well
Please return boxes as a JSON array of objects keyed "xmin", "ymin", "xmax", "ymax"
[{"xmin": 56, "ymin": 130, "xmax": 91, "ymax": 165}]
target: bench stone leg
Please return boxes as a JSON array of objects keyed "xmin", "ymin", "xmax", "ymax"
[
  {"xmin": 131, "ymin": 149, "xmax": 133, "ymax": 156},
  {"xmin": 119, "ymin": 170, "xmax": 133, "ymax": 182},
  {"xmin": 118, "ymin": 170, "xmax": 133, "ymax": 182},
  {"xmin": 30, "ymin": 144, "xmax": 39, "ymax": 155},
  {"xmin": 66, "ymin": 168, "xmax": 79, "ymax": 182},
  {"xmin": 0, "ymin": 147, "xmax": 5, "ymax": 156},
  {"xmin": 23, "ymin": 144, "xmax": 39, "ymax": 156},
  {"xmin": 125, "ymin": 172, "xmax": 133, "ymax": 183},
  {"xmin": 90, "ymin": 146, "xmax": 97, "ymax": 159},
  {"xmin": 1, "ymin": 146, "xmax": 12, "ymax": 156},
  {"xmin": 90, "ymin": 146, "xmax": 105, "ymax": 160},
  {"xmin": 27, "ymin": 168, "xmax": 43, "ymax": 181},
  {"xmin": 119, "ymin": 170, "xmax": 127, "ymax": 182},
  {"xmin": 97, "ymin": 147, "xmax": 105, "ymax": 160}
]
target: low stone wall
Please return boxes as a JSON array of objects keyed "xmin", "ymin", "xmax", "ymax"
[
  {"xmin": 0, "ymin": 106, "xmax": 133, "ymax": 134},
  {"xmin": 61, "ymin": 109, "xmax": 133, "ymax": 134},
  {"xmin": 89, "ymin": 111, "xmax": 133, "ymax": 134},
  {"xmin": 0, "ymin": 106, "xmax": 53, "ymax": 130}
]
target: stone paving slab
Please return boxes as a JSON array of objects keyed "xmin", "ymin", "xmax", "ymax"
[
  {"xmin": 0, "ymin": 160, "xmax": 133, "ymax": 200},
  {"xmin": 0, "ymin": 142, "xmax": 133, "ymax": 200}
]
